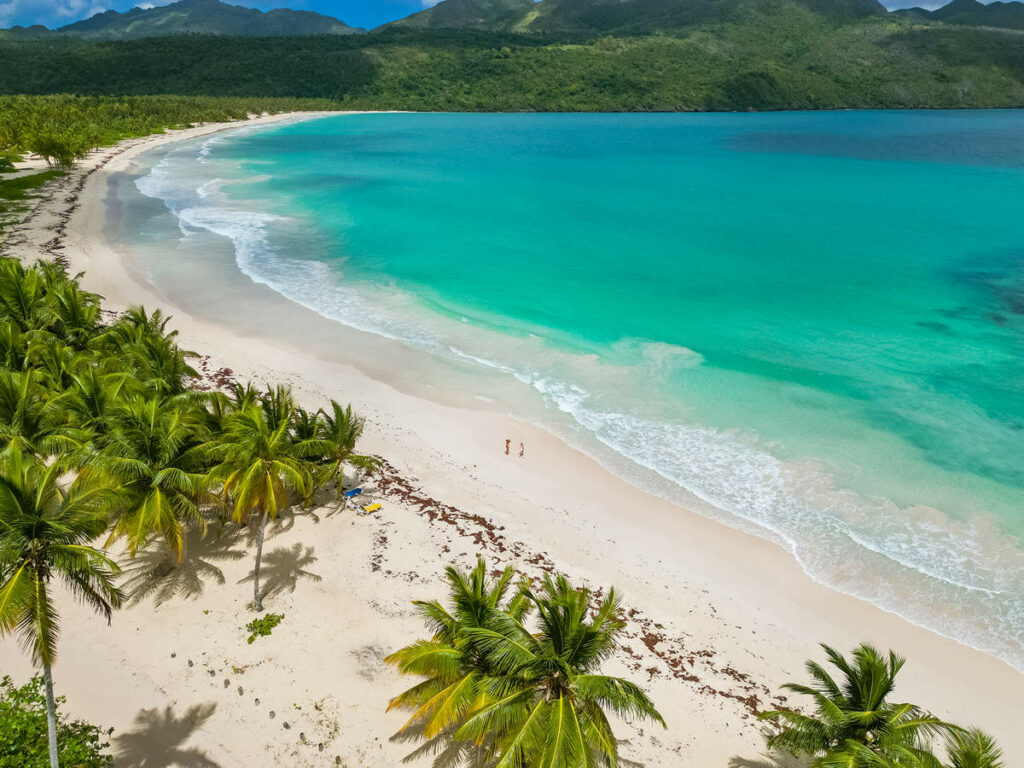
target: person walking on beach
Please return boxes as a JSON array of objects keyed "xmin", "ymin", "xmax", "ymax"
[
  {"xmin": 519, "ymin": 441, "xmax": 525, "ymax": 458},
  {"xmin": 505, "ymin": 438, "xmax": 510, "ymax": 456}
]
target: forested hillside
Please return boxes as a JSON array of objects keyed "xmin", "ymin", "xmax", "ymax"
[
  {"xmin": 2, "ymin": 0, "xmax": 1024, "ymax": 111},
  {"xmin": 2, "ymin": 19, "xmax": 1024, "ymax": 111}
]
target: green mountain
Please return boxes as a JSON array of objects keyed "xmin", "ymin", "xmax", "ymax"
[
  {"xmin": 386, "ymin": 0, "xmax": 886, "ymax": 32},
  {"xmin": 919, "ymin": 0, "xmax": 1024, "ymax": 29},
  {"xmin": 15, "ymin": 0, "xmax": 361, "ymax": 40},
  {"xmin": 388, "ymin": 0, "xmax": 537, "ymax": 29}
]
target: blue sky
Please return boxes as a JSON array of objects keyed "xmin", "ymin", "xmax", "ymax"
[
  {"xmin": 0, "ymin": 0, "xmax": 438, "ymax": 29},
  {"xmin": 0, "ymin": 0, "xmax": 979, "ymax": 32}
]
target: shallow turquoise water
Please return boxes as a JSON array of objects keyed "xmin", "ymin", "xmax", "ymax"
[{"xmin": 135, "ymin": 112, "xmax": 1024, "ymax": 669}]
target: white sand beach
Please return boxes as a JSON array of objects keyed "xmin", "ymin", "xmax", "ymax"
[{"xmin": 1, "ymin": 114, "xmax": 1022, "ymax": 768}]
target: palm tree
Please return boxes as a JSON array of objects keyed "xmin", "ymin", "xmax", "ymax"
[
  {"xmin": 310, "ymin": 400, "xmax": 378, "ymax": 498},
  {"xmin": 27, "ymin": 338, "xmax": 86, "ymax": 394},
  {"xmin": 37, "ymin": 266, "xmax": 101, "ymax": 350},
  {"xmin": 761, "ymin": 644, "xmax": 954, "ymax": 768},
  {"xmin": 945, "ymin": 729, "xmax": 1003, "ymax": 768},
  {"xmin": 209, "ymin": 396, "xmax": 312, "ymax": 610},
  {"xmin": 78, "ymin": 395, "xmax": 210, "ymax": 560},
  {"xmin": 463, "ymin": 573, "xmax": 665, "ymax": 767},
  {"xmin": 92, "ymin": 306, "xmax": 198, "ymax": 396},
  {"xmin": 0, "ymin": 321, "xmax": 29, "ymax": 370},
  {"xmin": 388, "ymin": 562, "xmax": 665, "ymax": 768},
  {"xmin": 0, "ymin": 453, "xmax": 123, "ymax": 768},
  {"xmin": 0, "ymin": 369, "xmax": 80, "ymax": 464},
  {"xmin": 0, "ymin": 259, "xmax": 51, "ymax": 334},
  {"xmin": 386, "ymin": 558, "xmax": 527, "ymax": 748},
  {"xmin": 60, "ymin": 367, "xmax": 129, "ymax": 448}
]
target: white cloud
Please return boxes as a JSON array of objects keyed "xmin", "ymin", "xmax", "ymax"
[{"xmin": 0, "ymin": 0, "xmax": 107, "ymax": 26}]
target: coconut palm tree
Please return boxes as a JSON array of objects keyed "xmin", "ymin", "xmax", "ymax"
[
  {"xmin": 26, "ymin": 338, "xmax": 87, "ymax": 394},
  {"xmin": 60, "ymin": 367, "xmax": 129, "ymax": 449},
  {"xmin": 386, "ymin": 558, "xmax": 527, "ymax": 749},
  {"xmin": 0, "ymin": 452, "xmax": 123, "ymax": 768},
  {"xmin": 309, "ymin": 400, "xmax": 378, "ymax": 498},
  {"xmin": 462, "ymin": 573, "xmax": 665, "ymax": 767},
  {"xmin": 944, "ymin": 729, "xmax": 1003, "ymax": 768},
  {"xmin": 37, "ymin": 267, "xmax": 101, "ymax": 350},
  {"xmin": 79, "ymin": 395, "xmax": 210, "ymax": 560},
  {"xmin": 0, "ymin": 369, "xmax": 80, "ymax": 464},
  {"xmin": 208, "ymin": 395, "xmax": 315, "ymax": 610},
  {"xmin": 761, "ymin": 644, "xmax": 954, "ymax": 768},
  {"xmin": 0, "ymin": 259, "xmax": 51, "ymax": 334},
  {"xmin": 92, "ymin": 306, "xmax": 198, "ymax": 396},
  {"xmin": 388, "ymin": 562, "xmax": 665, "ymax": 768},
  {"xmin": 0, "ymin": 321, "xmax": 29, "ymax": 370}
]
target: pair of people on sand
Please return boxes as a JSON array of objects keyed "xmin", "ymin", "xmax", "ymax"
[{"xmin": 504, "ymin": 438, "xmax": 524, "ymax": 458}]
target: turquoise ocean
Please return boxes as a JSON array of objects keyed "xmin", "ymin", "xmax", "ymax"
[{"xmin": 130, "ymin": 112, "xmax": 1024, "ymax": 669}]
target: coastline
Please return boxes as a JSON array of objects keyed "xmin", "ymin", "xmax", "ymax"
[{"xmin": 2, "ymin": 113, "xmax": 1022, "ymax": 767}]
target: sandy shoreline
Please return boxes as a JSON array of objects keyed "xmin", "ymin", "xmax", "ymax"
[{"xmin": 1, "ymin": 113, "xmax": 1022, "ymax": 767}]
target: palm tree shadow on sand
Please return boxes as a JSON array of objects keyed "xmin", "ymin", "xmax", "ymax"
[
  {"xmin": 238, "ymin": 542, "xmax": 322, "ymax": 601},
  {"xmin": 390, "ymin": 723, "xmax": 644, "ymax": 768},
  {"xmin": 114, "ymin": 702, "xmax": 220, "ymax": 768},
  {"xmin": 120, "ymin": 524, "xmax": 246, "ymax": 607},
  {"xmin": 729, "ymin": 753, "xmax": 807, "ymax": 768}
]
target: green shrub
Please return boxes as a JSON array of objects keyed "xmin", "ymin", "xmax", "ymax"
[
  {"xmin": 245, "ymin": 613, "xmax": 284, "ymax": 644},
  {"xmin": 0, "ymin": 676, "xmax": 112, "ymax": 768}
]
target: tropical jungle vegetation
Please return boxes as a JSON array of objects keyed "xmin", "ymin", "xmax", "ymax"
[
  {"xmin": 0, "ymin": 95, "xmax": 340, "ymax": 171},
  {"xmin": 0, "ymin": 257, "xmax": 373, "ymax": 767},
  {"xmin": 3, "ymin": 0, "xmax": 1024, "ymax": 111},
  {"xmin": 2, "ymin": 21, "xmax": 1023, "ymax": 111}
]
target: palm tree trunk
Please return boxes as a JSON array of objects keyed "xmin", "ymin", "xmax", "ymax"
[
  {"xmin": 252, "ymin": 510, "xmax": 268, "ymax": 611},
  {"xmin": 43, "ymin": 663, "xmax": 60, "ymax": 768}
]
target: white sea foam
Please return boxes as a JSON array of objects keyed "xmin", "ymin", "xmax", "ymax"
[{"xmin": 133, "ymin": 131, "xmax": 1024, "ymax": 672}]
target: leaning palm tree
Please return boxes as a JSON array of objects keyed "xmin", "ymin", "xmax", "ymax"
[
  {"xmin": 761, "ymin": 644, "xmax": 955, "ymax": 768},
  {"xmin": 78, "ymin": 395, "xmax": 210, "ymax": 561},
  {"xmin": 208, "ymin": 399, "xmax": 313, "ymax": 610},
  {"xmin": 0, "ymin": 453, "xmax": 123, "ymax": 768}
]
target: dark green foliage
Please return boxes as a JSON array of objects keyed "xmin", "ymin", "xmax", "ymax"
[
  {"xmin": 0, "ymin": 676, "xmax": 112, "ymax": 768},
  {"xmin": 245, "ymin": 612, "xmax": 284, "ymax": 643},
  {"xmin": 2, "ymin": 11, "xmax": 1024, "ymax": 110}
]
